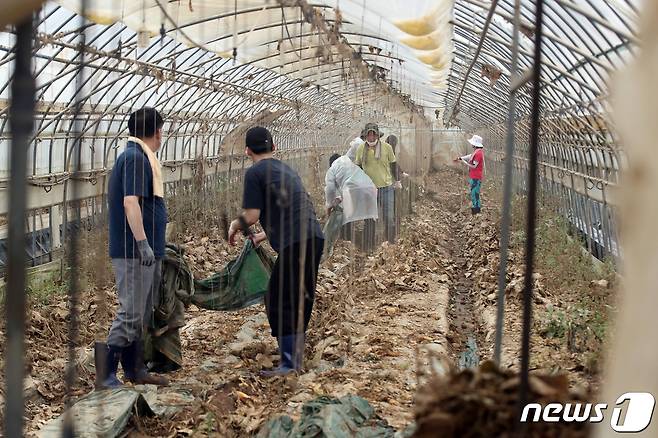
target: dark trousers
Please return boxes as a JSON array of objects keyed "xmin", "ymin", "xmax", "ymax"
[{"xmin": 265, "ymin": 237, "xmax": 324, "ymax": 337}]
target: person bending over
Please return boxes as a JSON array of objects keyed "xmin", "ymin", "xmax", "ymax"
[{"xmin": 229, "ymin": 126, "xmax": 324, "ymax": 376}]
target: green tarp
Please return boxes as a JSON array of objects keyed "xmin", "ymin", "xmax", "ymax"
[
  {"xmin": 38, "ymin": 389, "xmax": 154, "ymax": 438},
  {"xmin": 191, "ymin": 239, "xmax": 274, "ymax": 311},
  {"xmin": 146, "ymin": 240, "xmax": 274, "ymax": 371},
  {"xmin": 257, "ymin": 395, "xmax": 396, "ymax": 438}
]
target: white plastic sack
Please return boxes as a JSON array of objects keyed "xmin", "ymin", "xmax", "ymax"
[
  {"xmin": 340, "ymin": 167, "xmax": 378, "ymax": 225},
  {"xmin": 325, "ymin": 156, "xmax": 378, "ymax": 225}
]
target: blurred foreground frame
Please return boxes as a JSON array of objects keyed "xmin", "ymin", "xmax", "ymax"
[{"xmin": 597, "ymin": 3, "xmax": 658, "ymax": 438}]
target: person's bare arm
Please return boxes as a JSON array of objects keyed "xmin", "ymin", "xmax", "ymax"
[
  {"xmin": 241, "ymin": 209, "xmax": 260, "ymax": 227},
  {"xmin": 123, "ymin": 195, "xmax": 147, "ymax": 241},
  {"xmin": 453, "ymin": 153, "xmax": 477, "ymax": 169},
  {"xmin": 462, "ymin": 158, "xmax": 478, "ymax": 169},
  {"xmin": 124, "ymin": 195, "xmax": 155, "ymax": 265}
]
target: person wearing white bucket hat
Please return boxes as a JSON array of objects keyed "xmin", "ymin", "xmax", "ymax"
[{"xmin": 454, "ymin": 134, "xmax": 485, "ymax": 214}]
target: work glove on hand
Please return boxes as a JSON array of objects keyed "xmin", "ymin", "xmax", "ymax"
[
  {"xmin": 136, "ymin": 239, "xmax": 155, "ymax": 266},
  {"xmin": 393, "ymin": 181, "xmax": 403, "ymax": 189}
]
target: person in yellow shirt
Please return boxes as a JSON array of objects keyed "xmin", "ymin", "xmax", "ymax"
[{"xmin": 355, "ymin": 123, "xmax": 401, "ymax": 248}]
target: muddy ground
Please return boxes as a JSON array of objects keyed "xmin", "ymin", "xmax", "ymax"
[{"xmin": 0, "ymin": 167, "xmax": 615, "ymax": 436}]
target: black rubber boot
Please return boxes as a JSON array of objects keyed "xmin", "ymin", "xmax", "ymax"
[
  {"xmin": 95, "ymin": 342, "xmax": 122, "ymax": 389},
  {"xmin": 121, "ymin": 340, "xmax": 169, "ymax": 386}
]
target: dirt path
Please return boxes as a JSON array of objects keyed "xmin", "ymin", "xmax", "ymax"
[{"xmin": 432, "ymin": 178, "xmax": 485, "ymax": 369}]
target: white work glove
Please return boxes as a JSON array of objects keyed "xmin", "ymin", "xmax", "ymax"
[{"xmin": 393, "ymin": 181, "xmax": 402, "ymax": 189}]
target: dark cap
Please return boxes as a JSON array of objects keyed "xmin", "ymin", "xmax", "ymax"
[{"xmin": 245, "ymin": 126, "xmax": 273, "ymax": 153}]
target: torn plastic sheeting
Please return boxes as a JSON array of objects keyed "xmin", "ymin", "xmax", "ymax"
[
  {"xmin": 458, "ymin": 336, "xmax": 480, "ymax": 370},
  {"xmin": 38, "ymin": 388, "xmax": 154, "ymax": 438},
  {"xmin": 392, "ymin": 0, "xmax": 453, "ymax": 36},
  {"xmin": 400, "ymin": 29, "xmax": 443, "ymax": 51},
  {"xmin": 257, "ymin": 395, "xmax": 396, "ymax": 438},
  {"xmin": 141, "ymin": 389, "xmax": 196, "ymax": 418}
]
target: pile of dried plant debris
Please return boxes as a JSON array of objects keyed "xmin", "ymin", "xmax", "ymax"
[{"xmin": 414, "ymin": 360, "xmax": 590, "ymax": 438}]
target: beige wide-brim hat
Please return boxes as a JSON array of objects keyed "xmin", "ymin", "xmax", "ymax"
[
  {"xmin": 468, "ymin": 134, "xmax": 484, "ymax": 148},
  {"xmin": 364, "ymin": 122, "xmax": 380, "ymax": 136}
]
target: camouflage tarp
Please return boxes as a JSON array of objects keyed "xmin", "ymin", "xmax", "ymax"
[{"xmin": 257, "ymin": 395, "xmax": 396, "ymax": 438}]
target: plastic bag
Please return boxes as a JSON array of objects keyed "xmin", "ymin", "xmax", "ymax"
[
  {"xmin": 329, "ymin": 156, "xmax": 378, "ymax": 224},
  {"xmin": 341, "ymin": 182, "xmax": 378, "ymax": 224}
]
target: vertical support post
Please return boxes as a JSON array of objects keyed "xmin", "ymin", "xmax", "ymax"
[
  {"xmin": 51, "ymin": 204, "xmax": 62, "ymax": 248},
  {"xmin": 4, "ymin": 14, "xmax": 36, "ymax": 438},
  {"xmin": 597, "ymin": 3, "xmax": 658, "ymax": 435},
  {"xmin": 493, "ymin": 0, "xmax": 522, "ymax": 366},
  {"xmin": 519, "ymin": 0, "xmax": 545, "ymax": 417},
  {"xmin": 62, "ymin": 5, "xmax": 87, "ymax": 436}
]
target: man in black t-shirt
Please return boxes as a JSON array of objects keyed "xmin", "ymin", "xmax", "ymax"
[
  {"xmin": 96, "ymin": 108, "xmax": 168, "ymax": 389},
  {"xmin": 229, "ymin": 126, "xmax": 324, "ymax": 376}
]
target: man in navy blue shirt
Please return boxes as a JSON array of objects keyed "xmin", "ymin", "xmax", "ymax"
[
  {"xmin": 96, "ymin": 108, "xmax": 168, "ymax": 388},
  {"xmin": 229, "ymin": 126, "xmax": 324, "ymax": 376}
]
